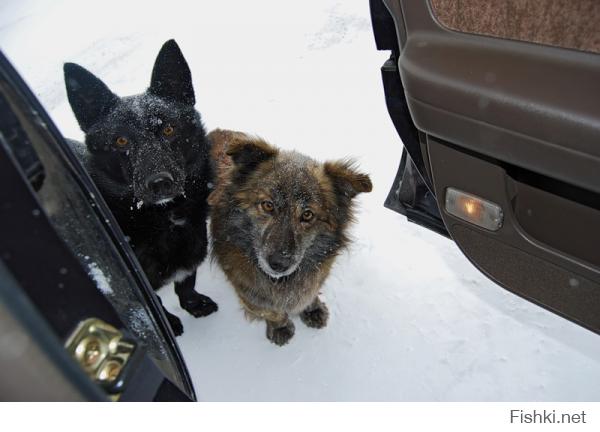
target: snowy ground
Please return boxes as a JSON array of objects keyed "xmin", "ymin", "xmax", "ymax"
[{"xmin": 2, "ymin": 0, "xmax": 599, "ymax": 401}]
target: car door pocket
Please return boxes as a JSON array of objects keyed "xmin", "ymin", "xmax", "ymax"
[{"xmin": 511, "ymin": 175, "xmax": 600, "ymax": 269}]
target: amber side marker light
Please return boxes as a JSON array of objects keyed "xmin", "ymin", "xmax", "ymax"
[{"xmin": 444, "ymin": 187, "xmax": 504, "ymax": 231}]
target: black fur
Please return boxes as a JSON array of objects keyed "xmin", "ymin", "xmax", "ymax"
[{"xmin": 64, "ymin": 40, "xmax": 217, "ymax": 335}]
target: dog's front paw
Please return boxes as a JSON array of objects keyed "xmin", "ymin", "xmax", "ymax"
[
  {"xmin": 167, "ymin": 313, "xmax": 184, "ymax": 336},
  {"xmin": 266, "ymin": 320, "xmax": 295, "ymax": 346},
  {"xmin": 300, "ymin": 301, "xmax": 329, "ymax": 329},
  {"xmin": 180, "ymin": 293, "xmax": 219, "ymax": 318}
]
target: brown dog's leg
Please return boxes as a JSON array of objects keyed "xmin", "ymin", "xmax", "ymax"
[
  {"xmin": 266, "ymin": 315, "xmax": 295, "ymax": 346},
  {"xmin": 239, "ymin": 299, "xmax": 295, "ymax": 346},
  {"xmin": 300, "ymin": 296, "xmax": 329, "ymax": 329}
]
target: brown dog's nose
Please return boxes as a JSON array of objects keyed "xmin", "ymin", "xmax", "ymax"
[{"xmin": 267, "ymin": 252, "xmax": 292, "ymax": 273}]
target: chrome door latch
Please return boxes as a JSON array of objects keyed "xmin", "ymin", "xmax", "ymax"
[{"xmin": 65, "ymin": 318, "xmax": 136, "ymax": 399}]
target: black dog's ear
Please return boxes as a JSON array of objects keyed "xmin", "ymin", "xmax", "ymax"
[
  {"xmin": 64, "ymin": 63, "xmax": 119, "ymax": 132},
  {"xmin": 149, "ymin": 39, "xmax": 195, "ymax": 106},
  {"xmin": 226, "ymin": 135, "xmax": 278, "ymax": 172},
  {"xmin": 324, "ymin": 159, "xmax": 373, "ymax": 199}
]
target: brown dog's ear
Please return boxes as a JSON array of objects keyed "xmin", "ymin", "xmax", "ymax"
[
  {"xmin": 226, "ymin": 136, "xmax": 278, "ymax": 172},
  {"xmin": 324, "ymin": 159, "xmax": 373, "ymax": 199}
]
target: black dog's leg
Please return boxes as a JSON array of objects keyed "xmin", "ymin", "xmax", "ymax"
[
  {"xmin": 175, "ymin": 271, "xmax": 218, "ymax": 318},
  {"xmin": 157, "ymin": 295, "xmax": 184, "ymax": 336}
]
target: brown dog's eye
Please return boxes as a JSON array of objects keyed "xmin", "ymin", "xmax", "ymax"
[
  {"xmin": 115, "ymin": 136, "xmax": 128, "ymax": 147},
  {"xmin": 163, "ymin": 125, "xmax": 174, "ymax": 136},
  {"xmin": 301, "ymin": 210, "xmax": 314, "ymax": 222},
  {"xmin": 261, "ymin": 200, "xmax": 274, "ymax": 213}
]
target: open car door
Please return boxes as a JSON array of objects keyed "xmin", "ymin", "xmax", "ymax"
[
  {"xmin": 371, "ymin": 0, "xmax": 600, "ymax": 335},
  {"xmin": 0, "ymin": 51, "xmax": 195, "ymax": 401}
]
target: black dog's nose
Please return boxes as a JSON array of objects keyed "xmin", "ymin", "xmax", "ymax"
[
  {"xmin": 267, "ymin": 252, "xmax": 293, "ymax": 273},
  {"xmin": 146, "ymin": 172, "xmax": 174, "ymax": 196}
]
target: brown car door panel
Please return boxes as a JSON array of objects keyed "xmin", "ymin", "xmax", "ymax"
[{"xmin": 375, "ymin": 0, "xmax": 600, "ymax": 334}]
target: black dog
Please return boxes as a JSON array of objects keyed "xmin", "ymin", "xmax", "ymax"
[{"xmin": 64, "ymin": 40, "xmax": 217, "ymax": 335}]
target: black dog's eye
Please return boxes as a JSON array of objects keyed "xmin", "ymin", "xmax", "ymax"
[
  {"xmin": 261, "ymin": 200, "xmax": 274, "ymax": 213},
  {"xmin": 115, "ymin": 136, "xmax": 128, "ymax": 147},
  {"xmin": 301, "ymin": 209, "xmax": 314, "ymax": 222},
  {"xmin": 163, "ymin": 125, "xmax": 174, "ymax": 136}
]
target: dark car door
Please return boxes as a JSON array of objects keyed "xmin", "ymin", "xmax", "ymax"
[
  {"xmin": 370, "ymin": 0, "xmax": 600, "ymax": 335},
  {"xmin": 0, "ymin": 51, "xmax": 195, "ymax": 401}
]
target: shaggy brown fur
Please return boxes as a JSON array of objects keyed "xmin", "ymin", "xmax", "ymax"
[{"xmin": 208, "ymin": 129, "xmax": 372, "ymax": 345}]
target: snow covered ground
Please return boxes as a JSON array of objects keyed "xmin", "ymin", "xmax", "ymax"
[{"xmin": 2, "ymin": 0, "xmax": 599, "ymax": 401}]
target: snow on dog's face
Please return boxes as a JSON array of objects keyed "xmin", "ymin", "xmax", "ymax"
[
  {"xmin": 64, "ymin": 40, "xmax": 207, "ymax": 206},
  {"xmin": 221, "ymin": 136, "xmax": 372, "ymax": 280}
]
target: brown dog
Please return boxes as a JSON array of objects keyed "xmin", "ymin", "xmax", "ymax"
[{"xmin": 208, "ymin": 129, "xmax": 372, "ymax": 345}]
